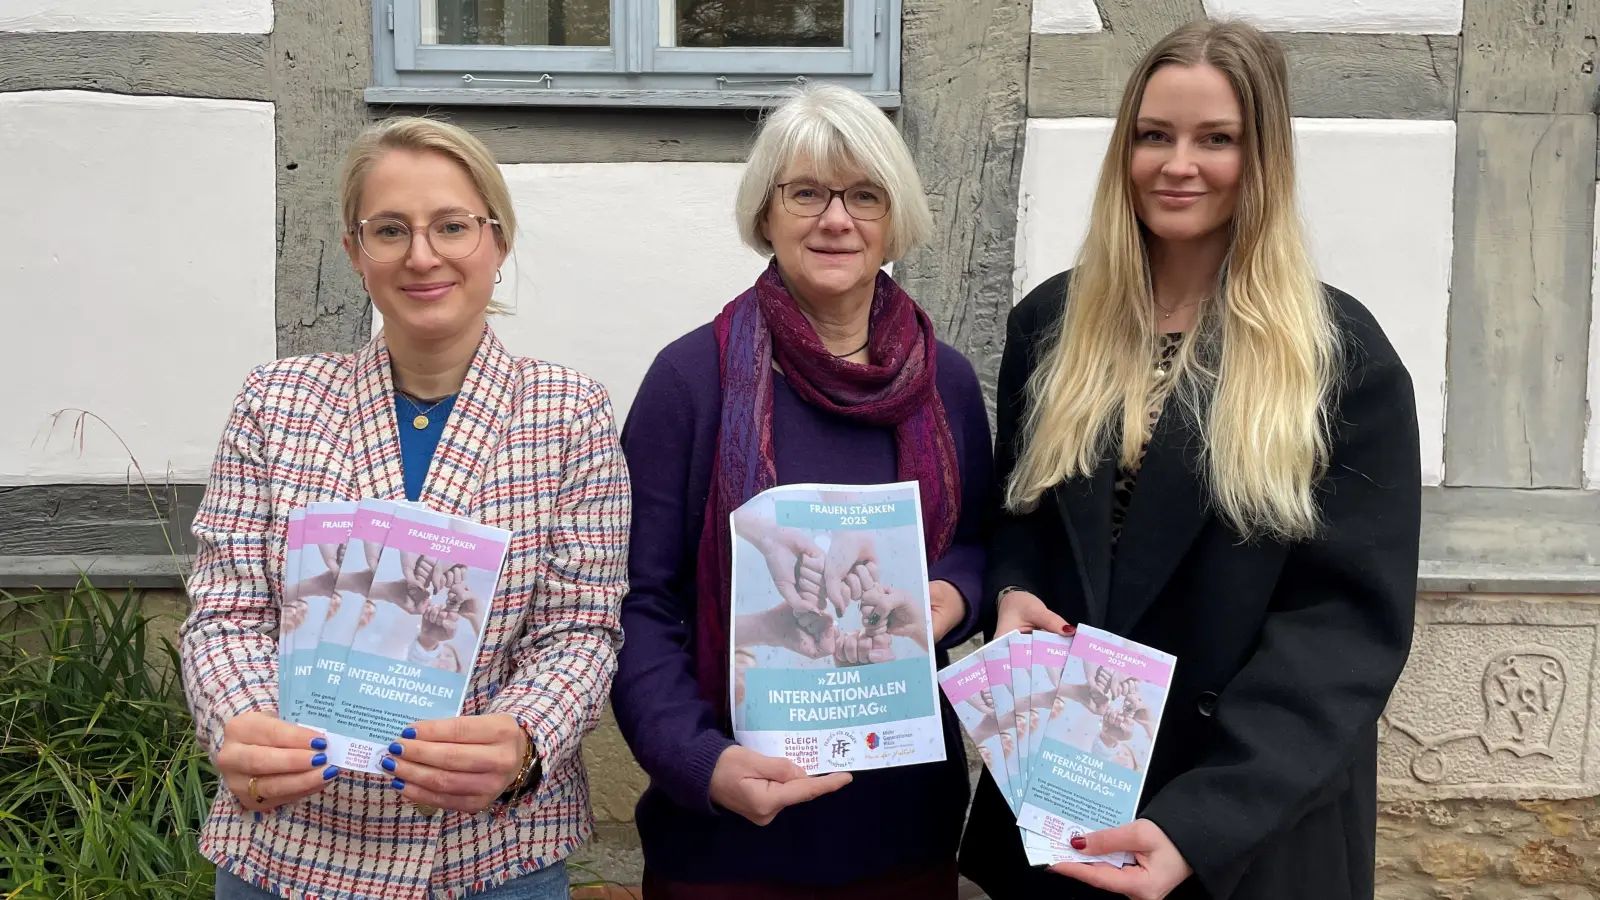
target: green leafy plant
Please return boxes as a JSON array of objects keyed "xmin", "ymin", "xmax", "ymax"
[{"xmin": 0, "ymin": 579, "xmax": 215, "ymax": 900}]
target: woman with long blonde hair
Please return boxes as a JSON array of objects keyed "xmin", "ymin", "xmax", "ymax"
[{"xmin": 959, "ymin": 20, "xmax": 1420, "ymax": 900}]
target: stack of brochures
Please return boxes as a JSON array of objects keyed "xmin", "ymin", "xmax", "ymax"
[
  {"xmin": 278, "ymin": 499, "xmax": 510, "ymax": 774},
  {"xmin": 938, "ymin": 624, "xmax": 1176, "ymax": 867}
]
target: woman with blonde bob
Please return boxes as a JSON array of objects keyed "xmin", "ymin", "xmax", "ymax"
[
  {"xmin": 611, "ymin": 83, "xmax": 993, "ymax": 899},
  {"xmin": 181, "ymin": 117, "xmax": 629, "ymax": 900},
  {"xmin": 959, "ymin": 20, "xmax": 1420, "ymax": 900}
]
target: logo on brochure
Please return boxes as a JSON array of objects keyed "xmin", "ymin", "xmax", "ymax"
[
  {"xmin": 783, "ymin": 735, "xmax": 820, "ymax": 769},
  {"xmin": 865, "ymin": 732, "xmax": 879, "ymax": 750},
  {"xmin": 825, "ymin": 730, "xmax": 857, "ymax": 767}
]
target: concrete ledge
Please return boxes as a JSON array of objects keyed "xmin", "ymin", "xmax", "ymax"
[
  {"xmin": 1418, "ymin": 561, "xmax": 1600, "ymax": 596},
  {"xmin": 0, "ymin": 32, "xmax": 271, "ymax": 100},
  {"xmin": 1028, "ymin": 32, "xmax": 1458, "ymax": 119},
  {"xmin": 1421, "ymin": 486, "xmax": 1600, "ymax": 570},
  {"xmin": 0, "ymin": 555, "xmax": 188, "ymax": 591}
]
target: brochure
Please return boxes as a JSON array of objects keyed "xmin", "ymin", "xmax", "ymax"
[
  {"xmin": 981, "ymin": 635, "xmax": 1022, "ymax": 813},
  {"xmin": 728, "ymin": 481, "xmax": 945, "ymax": 773},
  {"xmin": 1016, "ymin": 624, "xmax": 1176, "ymax": 867},
  {"xmin": 281, "ymin": 501, "xmax": 358, "ymax": 727},
  {"xmin": 323, "ymin": 506, "xmax": 510, "ymax": 774},
  {"xmin": 1009, "ymin": 632, "xmax": 1033, "ymax": 802},
  {"xmin": 279, "ymin": 508, "xmax": 305, "ymax": 717},
  {"xmin": 936, "ymin": 644, "xmax": 1015, "ymax": 802},
  {"xmin": 299, "ymin": 499, "xmax": 397, "ymax": 732},
  {"xmin": 1025, "ymin": 632, "xmax": 1074, "ymax": 765}
]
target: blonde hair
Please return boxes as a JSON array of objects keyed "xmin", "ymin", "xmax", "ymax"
[
  {"xmin": 339, "ymin": 116, "xmax": 516, "ymax": 316},
  {"xmin": 735, "ymin": 83, "xmax": 933, "ymax": 261},
  {"xmin": 1006, "ymin": 20, "xmax": 1342, "ymax": 543}
]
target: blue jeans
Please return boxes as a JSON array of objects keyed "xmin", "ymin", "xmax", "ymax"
[{"xmin": 215, "ymin": 861, "xmax": 568, "ymax": 900}]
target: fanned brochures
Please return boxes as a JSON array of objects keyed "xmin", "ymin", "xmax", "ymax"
[
  {"xmin": 729, "ymin": 481, "xmax": 945, "ymax": 773},
  {"xmin": 276, "ymin": 498, "xmax": 510, "ymax": 775},
  {"xmin": 938, "ymin": 624, "xmax": 1175, "ymax": 868}
]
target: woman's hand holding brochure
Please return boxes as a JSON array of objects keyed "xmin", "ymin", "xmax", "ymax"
[
  {"xmin": 709, "ymin": 745, "xmax": 853, "ymax": 826},
  {"xmin": 1049, "ymin": 819, "xmax": 1193, "ymax": 899},
  {"xmin": 216, "ymin": 711, "xmax": 339, "ymax": 814},
  {"xmin": 383, "ymin": 714, "xmax": 532, "ymax": 814},
  {"xmin": 997, "ymin": 588, "xmax": 1075, "ymax": 638}
]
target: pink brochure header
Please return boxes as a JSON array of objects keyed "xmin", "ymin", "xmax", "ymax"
[
  {"xmin": 939, "ymin": 655, "xmax": 990, "ymax": 704},
  {"xmin": 1035, "ymin": 634, "xmax": 1072, "ymax": 666},
  {"xmin": 983, "ymin": 655, "xmax": 1010, "ymax": 687},
  {"xmin": 303, "ymin": 513, "xmax": 354, "ymax": 543},
  {"xmin": 287, "ymin": 515, "xmax": 304, "ymax": 548},
  {"xmin": 351, "ymin": 506, "xmax": 393, "ymax": 543},
  {"xmin": 385, "ymin": 513, "xmax": 506, "ymax": 571},
  {"xmin": 1009, "ymin": 639, "xmax": 1030, "ymax": 668},
  {"xmin": 1075, "ymin": 633, "xmax": 1174, "ymax": 688}
]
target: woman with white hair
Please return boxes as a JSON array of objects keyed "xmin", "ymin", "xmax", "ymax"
[{"xmin": 611, "ymin": 83, "xmax": 994, "ymax": 899}]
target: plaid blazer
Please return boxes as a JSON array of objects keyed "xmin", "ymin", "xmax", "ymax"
[{"xmin": 179, "ymin": 324, "xmax": 630, "ymax": 900}]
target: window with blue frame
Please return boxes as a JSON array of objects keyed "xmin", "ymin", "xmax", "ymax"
[{"xmin": 367, "ymin": 0, "xmax": 902, "ymax": 108}]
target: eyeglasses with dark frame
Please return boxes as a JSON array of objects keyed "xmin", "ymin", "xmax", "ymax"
[
  {"xmin": 773, "ymin": 181, "xmax": 890, "ymax": 221},
  {"xmin": 350, "ymin": 213, "xmax": 502, "ymax": 264}
]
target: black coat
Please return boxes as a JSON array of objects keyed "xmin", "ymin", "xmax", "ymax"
[{"xmin": 958, "ymin": 271, "xmax": 1421, "ymax": 900}]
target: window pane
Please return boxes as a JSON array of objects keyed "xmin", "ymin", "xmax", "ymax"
[
  {"xmin": 423, "ymin": 0, "xmax": 609, "ymax": 47},
  {"xmin": 670, "ymin": 0, "xmax": 845, "ymax": 48}
]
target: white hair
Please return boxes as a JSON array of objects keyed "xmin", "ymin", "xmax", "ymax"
[{"xmin": 735, "ymin": 83, "xmax": 933, "ymax": 261}]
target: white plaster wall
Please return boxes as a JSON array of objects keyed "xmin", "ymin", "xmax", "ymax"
[
  {"xmin": 1033, "ymin": 0, "xmax": 1102, "ymax": 34},
  {"xmin": 379, "ymin": 163, "xmax": 769, "ymax": 423},
  {"xmin": 1586, "ymin": 184, "xmax": 1600, "ymax": 489},
  {"xmin": 1199, "ymin": 0, "xmax": 1462, "ymax": 34},
  {"xmin": 0, "ymin": 0, "xmax": 270, "ymax": 32},
  {"xmin": 1015, "ymin": 117, "xmax": 1456, "ymax": 486},
  {"xmin": 0, "ymin": 91, "xmax": 277, "ymax": 484}
]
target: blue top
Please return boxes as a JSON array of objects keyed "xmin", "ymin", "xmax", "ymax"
[
  {"xmin": 610, "ymin": 323, "xmax": 993, "ymax": 885},
  {"xmin": 394, "ymin": 391, "xmax": 457, "ymax": 501}
]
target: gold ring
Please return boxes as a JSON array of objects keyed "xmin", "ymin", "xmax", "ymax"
[
  {"xmin": 249, "ymin": 775, "xmax": 266, "ymax": 805},
  {"xmin": 414, "ymin": 803, "xmax": 439, "ymax": 817}
]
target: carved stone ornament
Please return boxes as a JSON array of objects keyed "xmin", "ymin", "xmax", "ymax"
[
  {"xmin": 1377, "ymin": 594, "xmax": 1599, "ymax": 802},
  {"xmin": 1383, "ymin": 646, "xmax": 1571, "ymax": 785}
]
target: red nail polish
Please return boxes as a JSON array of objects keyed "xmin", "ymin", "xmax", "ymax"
[{"xmin": 1069, "ymin": 835, "xmax": 1087, "ymax": 850}]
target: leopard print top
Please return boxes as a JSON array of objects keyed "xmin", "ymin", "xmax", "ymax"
[{"xmin": 1110, "ymin": 332, "xmax": 1186, "ymax": 547}]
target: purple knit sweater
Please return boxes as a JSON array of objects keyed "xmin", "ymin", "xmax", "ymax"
[{"xmin": 610, "ymin": 322, "xmax": 993, "ymax": 885}]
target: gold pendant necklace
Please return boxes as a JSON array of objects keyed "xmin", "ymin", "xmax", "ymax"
[{"xmin": 399, "ymin": 391, "xmax": 451, "ymax": 430}]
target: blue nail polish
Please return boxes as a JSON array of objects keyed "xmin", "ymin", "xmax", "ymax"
[
  {"xmin": 311, "ymin": 753, "xmax": 327, "ymax": 767},
  {"xmin": 254, "ymin": 811, "xmax": 263, "ymax": 823},
  {"xmin": 322, "ymin": 765, "xmax": 339, "ymax": 780},
  {"xmin": 391, "ymin": 777, "xmax": 406, "ymax": 790},
  {"xmin": 401, "ymin": 727, "xmax": 417, "ymax": 740},
  {"xmin": 310, "ymin": 737, "xmax": 327, "ymax": 751},
  {"xmin": 381, "ymin": 757, "xmax": 396, "ymax": 772},
  {"xmin": 388, "ymin": 742, "xmax": 404, "ymax": 756}
]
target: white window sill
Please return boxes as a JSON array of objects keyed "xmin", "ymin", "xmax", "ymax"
[{"xmin": 364, "ymin": 86, "xmax": 902, "ymax": 109}]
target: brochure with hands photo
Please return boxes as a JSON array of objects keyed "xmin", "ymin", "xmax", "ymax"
[
  {"xmin": 274, "ymin": 498, "xmax": 511, "ymax": 775},
  {"xmin": 729, "ymin": 481, "xmax": 945, "ymax": 773},
  {"xmin": 282, "ymin": 501, "xmax": 358, "ymax": 727},
  {"xmin": 300, "ymin": 499, "xmax": 396, "ymax": 733},
  {"xmin": 939, "ymin": 625, "xmax": 1175, "ymax": 869},
  {"xmin": 323, "ymin": 505, "xmax": 509, "ymax": 774},
  {"xmin": 1017, "ymin": 624, "xmax": 1175, "ymax": 867}
]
